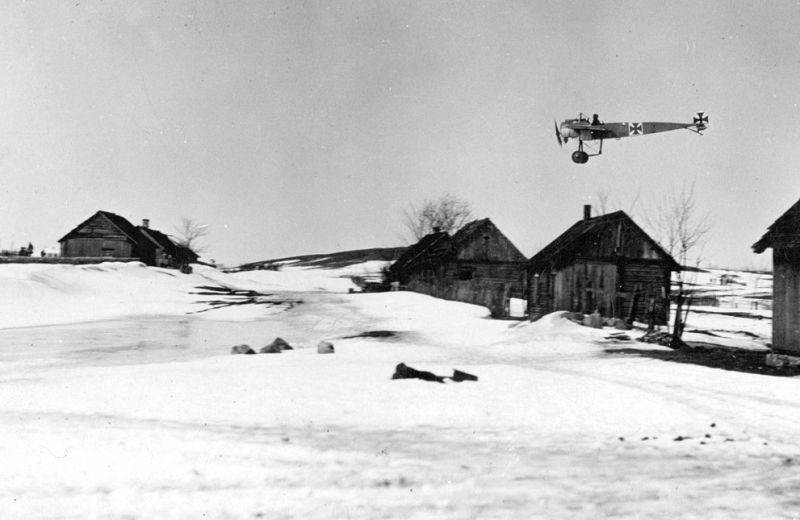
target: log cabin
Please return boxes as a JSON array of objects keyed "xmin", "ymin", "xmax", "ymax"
[
  {"xmin": 389, "ymin": 218, "xmax": 527, "ymax": 317},
  {"xmin": 527, "ymin": 206, "xmax": 679, "ymax": 324},
  {"xmin": 59, "ymin": 210, "xmax": 197, "ymax": 267},
  {"xmin": 752, "ymin": 198, "xmax": 800, "ymax": 354}
]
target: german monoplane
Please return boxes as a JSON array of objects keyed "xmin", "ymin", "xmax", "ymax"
[{"xmin": 555, "ymin": 112, "xmax": 708, "ymax": 163}]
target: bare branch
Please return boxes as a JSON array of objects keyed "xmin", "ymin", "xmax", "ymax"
[
  {"xmin": 173, "ymin": 217, "xmax": 209, "ymax": 253},
  {"xmin": 645, "ymin": 181, "xmax": 711, "ymax": 267},
  {"xmin": 594, "ymin": 187, "xmax": 640, "ymax": 217},
  {"xmin": 400, "ymin": 193, "xmax": 473, "ymax": 243}
]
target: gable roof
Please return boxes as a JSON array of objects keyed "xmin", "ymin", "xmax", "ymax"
[
  {"xmin": 139, "ymin": 226, "xmax": 199, "ymax": 261},
  {"xmin": 451, "ymin": 218, "xmax": 527, "ymax": 262},
  {"xmin": 174, "ymin": 243, "xmax": 199, "ymax": 261},
  {"xmin": 389, "ymin": 231, "xmax": 450, "ymax": 274},
  {"xmin": 528, "ymin": 210, "xmax": 679, "ymax": 271},
  {"xmin": 390, "ymin": 218, "xmax": 526, "ymax": 274},
  {"xmin": 59, "ymin": 210, "xmax": 140, "ymax": 243},
  {"xmin": 752, "ymin": 198, "xmax": 800, "ymax": 253},
  {"xmin": 138, "ymin": 227, "xmax": 175, "ymax": 252}
]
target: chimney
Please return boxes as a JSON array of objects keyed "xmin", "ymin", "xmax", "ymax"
[
  {"xmin": 142, "ymin": 219, "xmax": 150, "ymax": 229},
  {"xmin": 583, "ymin": 205, "xmax": 591, "ymax": 220},
  {"xmin": 432, "ymin": 226, "xmax": 441, "ymax": 233}
]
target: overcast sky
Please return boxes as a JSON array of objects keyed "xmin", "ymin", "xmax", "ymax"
[{"xmin": 1, "ymin": 1, "xmax": 797, "ymax": 268}]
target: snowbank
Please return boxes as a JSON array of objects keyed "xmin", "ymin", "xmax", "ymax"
[{"xmin": 0, "ymin": 261, "xmax": 364, "ymax": 329}]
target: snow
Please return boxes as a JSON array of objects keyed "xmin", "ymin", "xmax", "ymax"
[{"xmin": 0, "ymin": 261, "xmax": 798, "ymax": 519}]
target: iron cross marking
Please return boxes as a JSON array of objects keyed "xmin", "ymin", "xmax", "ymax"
[
  {"xmin": 629, "ymin": 122, "xmax": 643, "ymax": 135},
  {"xmin": 694, "ymin": 113, "xmax": 708, "ymax": 125}
]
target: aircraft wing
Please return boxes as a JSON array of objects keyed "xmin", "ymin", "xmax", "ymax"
[{"xmin": 570, "ymin": 123, "xmax": 628, "ymax": 140}]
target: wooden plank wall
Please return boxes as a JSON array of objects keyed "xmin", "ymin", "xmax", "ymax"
[
  {"xmin": 62, "ymin": 237, "xmax": 133, "ymax": 258},
  {"xmin": 405, "ymin": 261, "xmax": 526, "ymax": 317},
  {"xmin": 456, "ymin": 231, "xmax": 524, "ymax": 263},
  {"xmin": 552, "ymin": 262, "xmax": 617, "ymax": 316},
  {"xmin": 528, "ymin": 260, "xmax": 670, "ymax": 324},
  {"xmin": 61, "ymin": 214, "xmax": 135, "ymax": 258},
  {"xmin": 773, "ymin": 250, "xmax": 800, "ymax": 353}
]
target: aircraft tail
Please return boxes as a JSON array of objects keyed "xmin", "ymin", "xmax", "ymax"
[{"xmin": 693, "ymin": 112, "xmax": 708, "ymax": 131}]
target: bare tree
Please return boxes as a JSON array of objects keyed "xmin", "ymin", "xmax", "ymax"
[
  {"xmin": 401, "ymin": 193, "xmax": 473, "ymax": 243},
  {"xmin": 645, "ymin": 181, "xmax": 711, "ymax": 347},
  {"xmin": 595, "ymin": 187, "xmax": 641, "ymax": 217},
  {"xmin": 174, "ymin": 217, "xmax": 209, "ymax": 253}
]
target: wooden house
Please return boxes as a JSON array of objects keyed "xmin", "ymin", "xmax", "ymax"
[
  {"xmin": 59, "ymin": 211, "xmax": 197, "ymax": 268},
  {"xmin": 753, "ymin": 198, "xmax": 800, "ymax": 354},
  {"xmin": 389, "ymin": 218, "xmax": 527, "ymax": 317},
  {"xmin": 527, "ymin": 206, "xmax": 679, "ymax": 324},
  {"xmin": 59, "ymin": 210, "xmax": 140, "ymax": 260}
]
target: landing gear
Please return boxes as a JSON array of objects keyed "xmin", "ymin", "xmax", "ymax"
[
  {"xmin": 571, "ymin": 151, "xmax": 589, "ymax": 164},
  {"xmin": 570, "ymin": 139, "xmax": 602, "ymax": 164}
]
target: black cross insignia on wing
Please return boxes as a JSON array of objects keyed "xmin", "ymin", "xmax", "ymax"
[{"xmin": 629, "ymin": 122, "xmax": 643, "ymax": 135}]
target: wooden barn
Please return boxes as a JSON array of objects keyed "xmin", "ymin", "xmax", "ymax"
[
  {"xmin": 753, "ymin": 198, "xmax": 800, "ymax": 354},
  {"xmin": 59, "ymin": 210, "xmax": 197, "ymax": 268},
  {"xmin": 389, "ymin": 218, "xmax": 527, "ymax": 317},
  {"xmin": 527, "ymin": 206, "xmax": 679, "ymax": 324}
]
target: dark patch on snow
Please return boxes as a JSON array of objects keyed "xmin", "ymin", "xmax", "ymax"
[
  {"xmin": 687, "ymin": 328, "xmax": 721, "ymax": 337},
  {"xmin": 606, "ymin": 346, "xmax": 800, "ymax": 377},
  {"xmin": 189, "ymin": 285, "xmax": 303, "ymax": 313},
  {"xmin": 391, "ymin": 363, "xmax": 478, "ymax": 383},
  {"xmin": 690, "ymin": 308, "xmax": 769, "ymax": 320},
  {"xmin": 342, "ymin": 330, "xmax": 399, "ymax": 339}
]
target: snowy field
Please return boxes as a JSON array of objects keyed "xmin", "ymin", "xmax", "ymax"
[{"xmin": 1, "ymin": 262, "xmax": 799, "ymax": 519}]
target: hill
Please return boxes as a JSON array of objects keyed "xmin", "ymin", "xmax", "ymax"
[{"xmin": 237, "ymin": 246, "xmax": 407, "ymax": 271}]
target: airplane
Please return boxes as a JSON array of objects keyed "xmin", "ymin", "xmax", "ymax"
[{"xmin": 555, "ymin": 112, "xmax": 708, "ymax": 163}]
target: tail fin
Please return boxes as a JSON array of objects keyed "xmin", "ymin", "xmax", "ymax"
[{"xmin": 693, "ymin": 112, "xmax": 708, "ymax": 130}]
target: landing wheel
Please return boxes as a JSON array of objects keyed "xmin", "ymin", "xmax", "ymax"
[{"xmin": 571, "ymin": 151, "xmax": 589, "ymax": 164}]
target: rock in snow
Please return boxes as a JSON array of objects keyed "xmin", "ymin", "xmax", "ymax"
[
  {"xmin": 392, "ymin": 363, "xmax": 445, "ymax": 383},
  {"xmin": 260, "ymin": 337, "xmax": 292, "ymax": 353},
  {"xmin": 231, "ymin": 344, "xmax": 256, "ymax": 355},
  {"xmin": 317, "ymin": 341, "xmax": 335, "ymax": 354}
]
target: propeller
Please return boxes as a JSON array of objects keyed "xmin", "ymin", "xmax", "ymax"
[{"xmin": 554, "ymin": 120, "xmax": 563, "ymax": 147}]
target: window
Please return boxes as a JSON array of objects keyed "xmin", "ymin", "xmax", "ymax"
[{"xmin": 458, "ymin": 267, "xmax": 474, "ymax": 280}]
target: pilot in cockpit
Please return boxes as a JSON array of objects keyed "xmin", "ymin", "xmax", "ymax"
[{"xmin": 591, "ymin": 113, "xmax": 602, "ymax": 126}]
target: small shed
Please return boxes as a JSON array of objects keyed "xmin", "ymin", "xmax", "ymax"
[
  {"xmin": 389, "ymin": 218, "xmax": 527, "ymax": 317},
  {"xmin": 527, "ymin": 206, "xmax": 679, "ymax": 324},
  {"xmin": 753, "ymin": 198, "xmax": 800, "ymax": 354}
]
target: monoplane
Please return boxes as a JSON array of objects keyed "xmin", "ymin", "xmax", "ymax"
[{"xmin": 555, "ymin": 112, "xmax": 708, "ymax": 163}]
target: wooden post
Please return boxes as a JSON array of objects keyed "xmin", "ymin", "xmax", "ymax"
[
  {"xmin": 647, "ymin": 297, "xmax": 656, "ymax": 331},
  {"xmin": 627, "ymin": 286, "xmax": 640, "ymax": 325},
  {"xmin": 670, "ymin": 280, "xmax": 685, "ymax": 348}
]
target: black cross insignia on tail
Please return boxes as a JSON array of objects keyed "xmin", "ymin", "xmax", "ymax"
[
  {"xmin": 629, "ymin": 122, "xmax": 643, "ymax": 135},
  {"xmin": 693, "ymin": 112, "xmax": 708, "ymax": 125}
]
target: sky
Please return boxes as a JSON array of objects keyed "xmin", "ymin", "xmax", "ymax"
[{"xmin": 1, "ymin": 0, "xmax": 798, "ymax": 268}]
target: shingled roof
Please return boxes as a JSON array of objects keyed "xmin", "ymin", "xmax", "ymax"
[
  {"xmin": 58, "ymin": 210, "xmax": 140, "ymax": 243},
  {"xmin": 138, "ymin": 226, "xmax": 175, "ymax": 253},
  {"xmin": 451, "ymin": 218, "xmax": 526, "ymax": 262},
  {"xmin": 389, "ymin": 231, "xmax": 450, "ymax": 274},
  {"xmin": 528, "ymin": 210, "xmax": 679, "ymax": 271},
  {"xmin": 752, "ymin": 198, "xmax": 800, "ymax": 253}
]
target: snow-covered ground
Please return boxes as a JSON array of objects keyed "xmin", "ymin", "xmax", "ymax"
[
  {"xmin": 1, "ymin": 262, "xmax": 798, "ymax": 519},
  {"xmin": 677, "ymin": 268, "xmax": 773, "ymax": 349}
]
